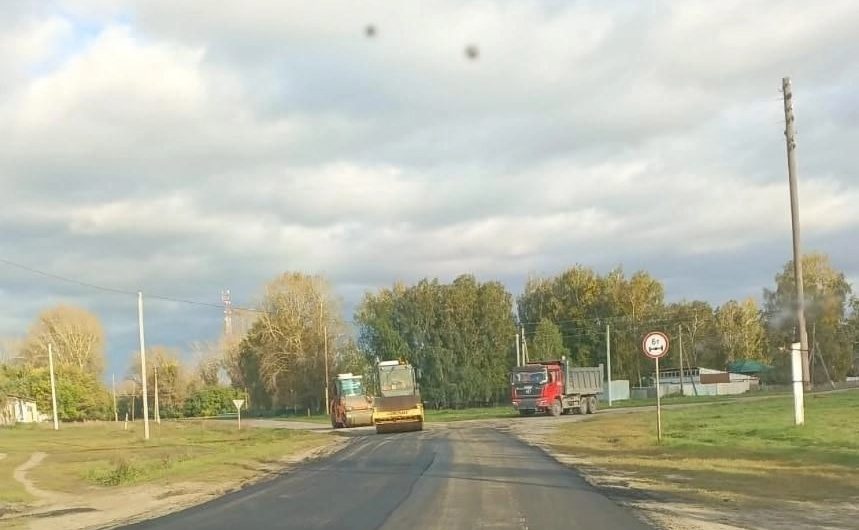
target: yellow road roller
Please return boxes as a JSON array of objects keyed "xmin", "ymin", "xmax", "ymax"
[{"xmin": 373, "ymin": 360, "xmax": 424, "ymax": 434}]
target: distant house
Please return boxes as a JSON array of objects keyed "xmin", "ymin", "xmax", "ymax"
[
  {"xmin": 636, "ymin": 367, "xmax": 760, "ymax": 398},
  {"xmin": 727, "ymin": 360, "xmax": 771, "ymax": 378},
  {"xmin": 1, "ymin": 395, "xmax": 40, "ymax": 426}
]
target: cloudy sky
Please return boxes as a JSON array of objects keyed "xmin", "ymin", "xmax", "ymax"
[{"xmin": 1, "ymin": 1, "xmax": 858, "ymax": 376}]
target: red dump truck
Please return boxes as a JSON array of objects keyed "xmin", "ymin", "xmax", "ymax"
[{"xmin": 510, "ymin": 359, "xmax": 603, "ymax": 416}]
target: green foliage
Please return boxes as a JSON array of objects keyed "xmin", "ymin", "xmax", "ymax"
[
  {"xmin": 230, "ymin": 272, "xmax": 345, "ymax": 413},
  {"xmin": 518, "ymin": 266, "xmax": 666, "ymax": 382},
  {"xmin": 87, "ymin": 456, "xmax": 142, "ymax": 486},
  {"xmin": 182, "ymin": 386, "xmax": 242, "ymax": 417},
  {"xmin": 2, "ymin": 364, "xmax": 111, "ymax": 421},
  {"xmin": 764, "ymin": 253, "xmax": 855, "ymax": 381},
  {"xmin": 530, "ymin": 318, "xmax": 568, "ymax": 361},
  {"xmin": 356, "ymin": 275, "xmax": 516, "ymax": 407}
]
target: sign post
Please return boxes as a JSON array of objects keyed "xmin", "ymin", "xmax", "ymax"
[
  {"xmin": 642, "ymin": 331, "xmax": 670, "ymax": 443},
  {"xmin": 233, "ymin": 399, "xmax": 245, "ymax": 430}
]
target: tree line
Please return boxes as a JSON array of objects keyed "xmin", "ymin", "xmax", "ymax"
[
  {"xmin": 0, "ymin": 306, "xmax": 241, "ymax": 422},
  {"xmin": 3, "ymin": 252, "xmax": 857, "ymax": 418}
]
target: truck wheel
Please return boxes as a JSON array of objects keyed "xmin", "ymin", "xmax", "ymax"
[
  {"xmin": 579, "ymin": 398, "xmax": 589, "ymax": 415},
  {"xmin": 549, "ymin": 400, "xmax": 562, "ymax": 417},
  {"xmin": 587, "ymin": 396, "xmax": 597, "ymax": 414}
]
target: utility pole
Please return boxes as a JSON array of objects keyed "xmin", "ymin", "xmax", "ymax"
[
  {"xmin": 323, "ymin": 325, "xmax": 330, "ymax": 415},
  {"xmin": 606, "ymin": 324, "xmax": 612, "ymax": 407},
  {"xmin": 521, "ymin": 325, "xmax": 529, "ymax": 364},
  {"xmin": 48, "ymin": 343, "xmax": 59, "ymax": 431},
  {"xmin": 154, "ymin": 366, "xmax": 161, "ymax": 424},
  {"xmin": 222, "ymin": 289, "xmax": 233, "ymax": 338},
  {"xmin": 678, "ymin": 324, "xmax": 685, "ymax": 396},
  {"xmin": 515, "ymin": 333, "xmax": 521, "ymax": 366},
  {"xmin": 112, "ymin": 373, "xmax": 118, "ymax": 422},
  {"xmin": 137, "ymin": 291, "xmax": 150, "ymax": 441},
  {"xmin": 782, "ymin": 76, "xmax": 811, "ymax": 391}
]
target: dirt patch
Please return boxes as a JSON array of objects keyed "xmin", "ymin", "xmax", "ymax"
[
  {"xmin": 13, "ymin": 453, "xmax": 71, "ymax": 504},
  {"xmin": 509, "ymin": 421, "xmax": 859, "ymax": 530},
  {"xmin": 1, "ymin": 435, "xmax": 348, "ymax": 530}
]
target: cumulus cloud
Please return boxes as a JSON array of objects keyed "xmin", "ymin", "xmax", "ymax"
[{"xmin": 1, "ymin": 0, "xmax": 858, "ymax": 375}]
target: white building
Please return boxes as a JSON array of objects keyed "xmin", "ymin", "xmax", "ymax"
[
  {"xmin": 633, "ymin": 367, "xmax": 759, "ymax": 398},
  {"xmin": 1, "ymin": 395, "xmax": 40, "ymax": 426}
]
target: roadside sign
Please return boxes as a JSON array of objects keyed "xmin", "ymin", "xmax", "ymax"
[
  {"xmin": 642, "ymin": 331, "xmax": 670, "ymax": 443},
  {"xmin": 233, "ymin": 399, "xmax": 245, "ymax": 430},
  {"xmin": 642, "ymin": 331, "xmax": 670, "ymax": 359}
]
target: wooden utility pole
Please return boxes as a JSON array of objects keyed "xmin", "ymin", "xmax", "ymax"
[{"xmin": 782, "ymin": 76, "xmax": 811, "ymax": 391}]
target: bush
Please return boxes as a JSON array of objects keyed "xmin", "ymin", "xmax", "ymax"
[
  {"xmin": 183, "ymin": 386, "xmax": 242, "ymax": 417},
  {"xmin": 88, "ymin": 456, "xmax": 142, "ymax": 486}
]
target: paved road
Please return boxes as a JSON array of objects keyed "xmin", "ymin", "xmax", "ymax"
[{"xmin": 121, "ymin": 423, "xmax": 651, "ymax": 530}]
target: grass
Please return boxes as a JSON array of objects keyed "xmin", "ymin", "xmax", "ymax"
[
  {"xmin": 0, "ymin": 420, "xmax": 329, "ymax": 505},
  {"xmin": 550, "ymin": 390, "xmax": 859, "ymax": 505},
  {"xmin": 270, "ymin": 392, "xmax": 786, "ymax": 425}
]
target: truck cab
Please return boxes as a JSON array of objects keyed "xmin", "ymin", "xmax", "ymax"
[{"xmin": 510, "ymin": 362, "xmax": 564, "ymax": 416}]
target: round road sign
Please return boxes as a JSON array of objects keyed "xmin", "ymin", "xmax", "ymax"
[{"xmin": 642, "ymin": 331, "xmax": 670, "ymax": 359}]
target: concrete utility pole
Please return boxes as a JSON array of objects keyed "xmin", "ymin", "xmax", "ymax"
[
  {"xmin": 48, "ymin": 343, "xmax": 59, "ymax": 431},
  {"xmin": 137, "ymin": 291, "xmax": 150, "ymax": 440},
  {"xmin": 515, "ymin": 333, "xmax": 521, "ymax": 366},
  {"xmin": 112, "ymin": 373, "xmax": 118, "ymax": 422},
  {"xmin": 678, "ymin": 325, "xmax": 685, "ymax": 396},
  {"xmin": 154, "ymin": 366, "xmax": 161, "ymax": 424},
  {"xmin": 323, "ymin": 325, "xmax": 330, "ymax": 415},
  {"xmin": 222, "ymin": 289, "xmax": 233, "ymax": 338},
  {"xmin": 521, "ymin": 326, "xmax": 529, "ymax": 364},
  {"xmin": 605, "ymin": 324, "xmax": 612, "ymax": 407},
  {"xmin": 782, "ymin": 76, "xmax": 811, "ymax": 391}
]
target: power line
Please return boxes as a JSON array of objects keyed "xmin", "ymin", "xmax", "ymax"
[{"xmin": 0, "ymin": 257, "xmax": 265, "ymax": 313}]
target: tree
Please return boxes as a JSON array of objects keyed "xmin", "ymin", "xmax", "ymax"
[
  {"xmin": 764, "ymin": 253, "xmax": 854, "ymax": 381},
  {"xmin": 189, "ymin": 340, "xmax": 223, "ymax": 387},
  {"xmin": 356, "ymin": 275, "xmax": 516, "ymax": 408},
  {"xmin": 3, "ymin": 363, "xmax": 111, "ymax": 421},
  {"xmin": 665, "ymin": 300, "xmax": 719, "ymax": 368},
  {"xmin": 232, "ymin": 273, "xmax": 345, "ymax": 412},
  {"xmin": 714, "ymin": 298, "xmax": 766, "ymax": 367},
  {"xmin": 23, "ymin": 305, "xmax": 105, "ymax": 376},
  {"xmin": 127, "ymin": 346, "xmax": 189, "ymax": 418},
  {"xmin": 531, "ymin": 318, "xmax": 568, "ymax": 361}
]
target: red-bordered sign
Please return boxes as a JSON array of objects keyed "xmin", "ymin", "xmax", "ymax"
[{"xmin": 642, "ymin": 331, "xmax": 670, "ymax": 359}]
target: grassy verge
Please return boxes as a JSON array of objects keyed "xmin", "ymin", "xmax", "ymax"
[
  {"xmin": 269, "ymin": 393, "xmax": 780, "ymax": 425},
  {"xmin": 0, "ymin": 420, "xmax": 329, "ymax": 504},
  {"xmin": 550, "ymin": 391, "xmax": 859, "ymax": 504}
]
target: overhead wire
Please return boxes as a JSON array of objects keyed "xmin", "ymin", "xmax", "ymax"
[{"xmin": 0, "ymin": 257, "xmax": 266, "ymax": 313}]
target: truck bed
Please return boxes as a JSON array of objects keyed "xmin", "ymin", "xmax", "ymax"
[{"xmin": 564, "ymin": 365, "xmax": 603, "ymax": 395}]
